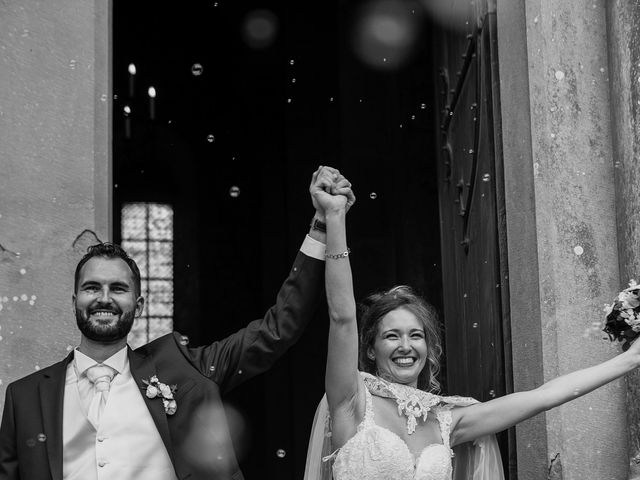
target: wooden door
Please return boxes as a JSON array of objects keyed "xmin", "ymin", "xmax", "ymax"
[{"xmin": 433, "ymin": 3, "xmax": 515, "ymax": 477}]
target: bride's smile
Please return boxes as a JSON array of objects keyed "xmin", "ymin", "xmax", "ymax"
[{"xmin": 369, "ymin": 308, "xmax": 429, "ymax": 388}]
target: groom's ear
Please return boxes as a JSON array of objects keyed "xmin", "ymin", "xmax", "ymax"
[{"xmin": 134, "ymin": 295, "xmax": 145, "ymax": 318}]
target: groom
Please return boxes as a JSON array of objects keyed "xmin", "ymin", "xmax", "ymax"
[{"xmin": 0, "ymin": 166, "xmax": 355, "ymax": 480}]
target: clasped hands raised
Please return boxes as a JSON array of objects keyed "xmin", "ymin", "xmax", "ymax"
[{"xmin": 310, "ymin": 165, "xmax": 356, "ymax": 216}]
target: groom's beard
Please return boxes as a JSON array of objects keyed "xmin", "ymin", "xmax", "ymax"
[{"xmin": 76, "ymin": 304, "xmax": 135, "ymax": 342}]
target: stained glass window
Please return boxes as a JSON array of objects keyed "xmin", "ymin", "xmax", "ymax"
[{"xmin": 121, "ymin": 203, "xmax": 174, "ymax": 349}]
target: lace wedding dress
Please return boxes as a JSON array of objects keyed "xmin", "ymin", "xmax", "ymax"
[
  {"xmin": 303, "ymin": 372, "xmax": 504, "ymax": 480},
  {"xmin": 330, "ymin": 387, "xmax": 453, "ymax": 480}
]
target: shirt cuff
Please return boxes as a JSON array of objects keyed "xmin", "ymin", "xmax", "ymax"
[{"xmin": 300, "ymin": 234, "xmax": 326, "ymax": 261}]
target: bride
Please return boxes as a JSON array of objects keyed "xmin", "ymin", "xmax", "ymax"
[{"xmin": 305, "ymin": 175, "xmax": 640, "ymax": 480}]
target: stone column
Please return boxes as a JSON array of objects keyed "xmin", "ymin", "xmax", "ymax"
[
  {"xmin": 605, "ymin": 1, "xmax": 640, "ymax": 478},
  {"xmin": 499, "ymin": 0, "xmax": 628, "ymax": 478},
  {"xmin": 0, "ymin": 0, "xmax": 111, "ymax": 405}
]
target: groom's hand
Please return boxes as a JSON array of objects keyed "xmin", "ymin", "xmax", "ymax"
[{"xmin": 309, "ymin": 166, "xmax": 356, "ymax": 219}]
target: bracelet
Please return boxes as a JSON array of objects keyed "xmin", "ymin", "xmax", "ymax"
[{"xmin": 325, "ymin": 248, "xmax": 351, "ymax": 259}]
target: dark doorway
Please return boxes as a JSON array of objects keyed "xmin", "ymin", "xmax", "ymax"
[
  {"xmin": 113, "ymin": 1, "xmax": 469, "ymax": 478},
  {"xmin": 432, "ymin": 8, "xmax": 515, "ymax": 477}
]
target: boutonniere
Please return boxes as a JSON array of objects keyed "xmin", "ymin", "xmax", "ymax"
[{"xmin": 142, "ymin": 375, "xmax": 177, "ymax": 415}]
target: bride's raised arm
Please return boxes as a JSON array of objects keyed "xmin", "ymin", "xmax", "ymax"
[{"xmin": 309, "ymin": 168, "xmax": 361, "ymax": 426}]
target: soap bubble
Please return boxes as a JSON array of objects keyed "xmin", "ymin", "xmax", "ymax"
[
  {"xmin": 351, "ymin": 0, "xmax": 420, "ymax": 70},
  {"xmin": 242, "ymin": 9, "xmax": 279, "ymax": 49},
  {"xmin": 183, "ymin": 402, "xmax": 251, "ymax": 475},
  {"xmin": 420, "ymin": 0, "xmax": 471, "ymax": 33}
]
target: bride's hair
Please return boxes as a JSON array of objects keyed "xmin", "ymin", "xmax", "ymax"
[{"xmin": 358, "ymin": 285, "xmax": 443, "ymax": 393}]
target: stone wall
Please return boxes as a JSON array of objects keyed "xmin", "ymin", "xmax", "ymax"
[
  {"xmin": 0, "ymin": 0, "xmax": 111, "ymax": 405},
  {"xmin": 499, "ymin": 0, "xmax": 628, "ymax": 478},
  {"xmin": 606, "ymin": 1, "xmax": 640, "ymax": 478}
]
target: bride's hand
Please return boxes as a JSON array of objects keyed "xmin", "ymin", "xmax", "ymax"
[
  {"xmin": 315, "ymin": 187, "xmax": 348, "ymax": 216},
  {"xmin": 331, "ymin": 177, "xmax": 355, "ymax": 214}
]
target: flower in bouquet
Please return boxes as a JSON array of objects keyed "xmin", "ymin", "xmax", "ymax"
[{"xmin": 603, "ymin": 280, "xmax": 640, "ymax": 350}]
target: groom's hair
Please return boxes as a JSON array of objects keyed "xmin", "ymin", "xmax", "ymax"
[{"xmin": 74, "ymin": 242, "xmax": 142, "ymax": 296}]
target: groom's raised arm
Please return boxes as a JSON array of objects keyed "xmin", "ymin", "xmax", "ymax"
[{"xmin": 177, "ymin": 166, "xmax": 355, "ymax": 394}]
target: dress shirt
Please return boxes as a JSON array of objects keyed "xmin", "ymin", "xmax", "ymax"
[
  {"xmin": 301, "ymin": 234, "xmax": 326, "ymax": 261},
  {"xmin": 63, "ymin": 347, "xmax": 176, "ymax": 480},
  {"xmin": 73, "ymin": 348, "xmax": 124, "ymax": 418}
]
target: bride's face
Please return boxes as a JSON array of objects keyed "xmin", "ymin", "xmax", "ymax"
[{"xmin": 368, "ymin": 307, "xmax": 428, "ymax": 387}]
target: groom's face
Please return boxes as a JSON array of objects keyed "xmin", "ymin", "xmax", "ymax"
[{"xmin": 73, "ymin": 256, "xmax": 144, "ymax": 343}]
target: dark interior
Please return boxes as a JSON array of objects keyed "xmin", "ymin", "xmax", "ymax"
[{"xmin": 113, "ymin": 1, "xmax": 442, "ymax": 477}]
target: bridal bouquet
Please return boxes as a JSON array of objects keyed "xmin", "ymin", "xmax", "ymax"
[{"xmin": 603, "ymin": 280, "xmax": 640, "ymax": 350}]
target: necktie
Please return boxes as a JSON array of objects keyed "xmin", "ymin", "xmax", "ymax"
[{"xmin": 85, "ymin": 364, "xmax": 116, "ymax": 428}]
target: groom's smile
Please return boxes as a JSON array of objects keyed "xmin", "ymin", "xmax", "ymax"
[{"xmin": 73, "ymin": 256, "xmax": 144, "ymax": 342}]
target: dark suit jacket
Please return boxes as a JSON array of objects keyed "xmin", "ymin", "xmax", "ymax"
[{"xmin": 0, "ymin": 251, "xmax": 323, "ymax": 480}]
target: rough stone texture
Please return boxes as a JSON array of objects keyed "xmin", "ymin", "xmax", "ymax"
[
  {"xmin": 496, "ymin": 0, "xmax": 549, "ymax": 477},
  {"xmin": 0, "ymin": 0, "xmax": 111, "ymax": 410},
  {"xmin": 521, "ymin": 0, "xmax": 628, "ymax": 479},
  {"xmin": 500, "ymin": 0, "xmax": 630, "ymax": 478},
  {"xmin": 605, "ymin": 1, "xmax": 640, "ymax": 478}
]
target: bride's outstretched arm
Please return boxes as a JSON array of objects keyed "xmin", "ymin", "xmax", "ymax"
[{"xmin": 450, "ymin": 340, "xmax": 640, "ymax": 446}]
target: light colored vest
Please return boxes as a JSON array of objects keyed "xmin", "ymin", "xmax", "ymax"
[{"xmin": 63, "ymin": 364, "xmax": 177, "ymax": 480}]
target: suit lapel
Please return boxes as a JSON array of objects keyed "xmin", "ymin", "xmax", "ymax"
[
  {"xmin": 127, "ymin": 347, "xmax": 175, "ymax": 464},
  {"xmin": 39, "ymin": 353, "xmax": 73, "ymax": 480}
]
